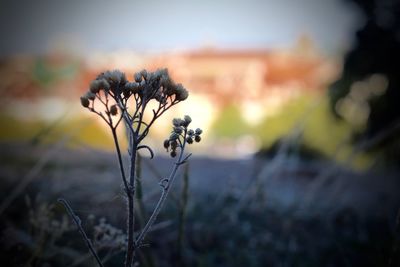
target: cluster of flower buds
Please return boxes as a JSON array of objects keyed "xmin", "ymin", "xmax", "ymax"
[
  {"xmin": 80, "ymin": 68, "xmax": 189, "ymax": 113},
  {"xmin": 163, "ymin": 115, "xmax": 203, "ymax": 157}
]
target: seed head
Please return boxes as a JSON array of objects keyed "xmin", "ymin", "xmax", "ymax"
[
  {"xmin": 90, "ymin": 80, "xmax": 101, "ymax": 93},
  {"xmin": 140, "ymin": 69, "xmax": 148, "ymax": 80},
  {"xmin": 195, "ymin": 135, "xmax": 201, "ymax": 143},
  {"xmin": 134, "ymin": 72, "xmax": 142, "ymax": 83},
  {"xmin": 175, "ymin": 84, "xmax": 189, "ymax": 101},
  {"xmin": 173, "ymin": 126, "xmax": 183, "ymax": 134},
  {"xmin": 195, "ymin": 128, "xmax": 203, "ymax": 135},
  {"xmin": 184, "ymin": 115, "xmax": 192, "ymax": 125},
  {"xmin": 110, "ymin": 104, "xmax": 118, "ymax": 116},
  {"xmin": 163, "ymin": 139, "xmax": 170, "ymax": 149},
  {"xmin": 169, "ymin": 132, "xmax": 179, "ymax": 141},
  {"xmin": 172, "ymin": 118, "xmax": 183, "ymax": 127},
  {"xmin": 80, "ymin": 96, "xmax": 90, "ymax": 108}
]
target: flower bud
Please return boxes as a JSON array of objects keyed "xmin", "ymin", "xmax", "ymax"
[
  {"xmin": 172, "ymin": 118, "xmax": 183, "ymax": 127},
  {"xmin": 175, "ymin": 85, "xmax": 188, "ymax": 101},
  {"xmin": 134, "ymin": 72, "xmax": 142, "ymax": 83},
  {"xmin": 170, "ymin": 140, "xmax": 178, "ymax": 150},
  {"xmin": 195, "ymin": 135, "xmax": 201, "ymax": 143},
  {"xmin": 140, "ymin": 69, "xmax": 148, "ymax": 80},
  {"xmin": 173, "ymin": 126, "xmax": 183, "ymax": 134},
  {"xmin": 125, "ymin": 82, "xmax": 139, "ymax": 94},
  {"xmin": 184, "ymin": 115, "xmax": 192, "ymax": 125},
  {"xmin": 186, "ymin": 137, "xmax": 193, "ymax": 144},
  {"xmin": 100, "ymin": 79, "xmax": 110, "ymax": 91},
  {"xmin": 170, "ymin": 150, "xmax": 177, "ymax": 158},
  {"xmin": 195, "ymin": 128, "xmax": 203, "ymax": 135},
  {"xmin": 110, "ymin": 104, "xmax": 118, "ymax": 116},
  {"xmin": 188, "ymin": 129, "xmax": 194, "ymax": 136},
  {"xmin": 163, "ymin": 139, "xmax": 170, "ymax": 149},
  {"xmin": 169, "ymin": 132, "xmax": 179, "ymax": 140},
  {"xmin": 85, "ymin": 91, "xmax": 96, "ymax": 100},
  {"xmin": 80, "ymin": 96, "xmax": 90, "ymax": 108},
  {"xmin": 90, "ymin": 80, "xmax": 101, "ymax": 93}
]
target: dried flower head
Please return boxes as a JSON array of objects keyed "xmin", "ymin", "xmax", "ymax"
[
  {"xmin": 110, "ymin": 104, "xmax": 118, "ymax": 116},
  {"xmin": 80, "ymin": 96, "xmax": 90, "ymax": 108}
]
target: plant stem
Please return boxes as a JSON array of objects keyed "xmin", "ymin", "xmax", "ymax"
[
  {"xmin": 58, "ymin": 198, "xmax": 104, "ymax": 267},
  {"xmin": 111, "ymin": 128, "xmax": 129, "ymax": 193},
  {"xmin": 125, "ymin": 142, "xmax": 137, "ymax": 267},
  {"xmin": 135, "ymin": 140, "xmax": 187, "ymax": 247},
  {"xmin": 178, "ymin": 162, "xmax": 189, "ymax": 262}
]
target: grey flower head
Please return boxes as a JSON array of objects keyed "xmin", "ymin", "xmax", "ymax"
[
  {"xmin": 103, "ymin": 70, "xmax": 127, "ymax": 85},
  {"xmin": 80, "ymin": 96, "xmax": 90, "ymax": 108}
]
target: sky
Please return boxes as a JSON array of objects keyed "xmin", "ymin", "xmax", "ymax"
[{"xmin": 0, "ymin": 0, "xmax": 363, "ymax": 56}]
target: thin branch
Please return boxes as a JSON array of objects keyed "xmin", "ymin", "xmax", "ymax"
[
  {"xmin": 58, "ymin": 198, "xmax": 104, "ymax": 267},
  {"xmin": 135, "ymin": 131, "xmax": 188, "ymax": 247},
  {"xmin": 111, "ymin": 128, "xmax": 130, "ymax": 193}
]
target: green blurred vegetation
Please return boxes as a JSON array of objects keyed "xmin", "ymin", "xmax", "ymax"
[
  {"xmin": 212, "ymin": 94, "xmax": 373, "ymax": 167},
  {"xmin": 211, "ymin": 104, "xmax": 250, "ymax": 138}
]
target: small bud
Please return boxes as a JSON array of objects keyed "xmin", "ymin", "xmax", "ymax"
[
  {"xmin": 175, "ymin": 85, "xmax": 189, "ymax": 101},
  {"xmin": 184, "ymin": 115, "xmax": 192, "ymax": 125},
  {"xmin": 163, "ymin": 139, "xmax": 170, "ymax": 149},
  {"xmin": 173, "ymin": 126, "xmax": 183, "ymax": 134},
  {"xmin": 125, "ymin": 82, "xmax": 140, "ymax": 94},
  {"xmin": 100, "ymin": 79, "xmax": 110, "ymax": 91},
  {"xmin": 186, "ymin": 137, "xmax": 193, "ymax": 144},
  {"xmin": 195, "ymin": 128, "xmax": 203, "ymax": 135},
  {"xmin": 172, "ymin": 118, "xmax": 182, "ymax": 127},
  {"xmin": 110, "ymin": 104, "xmax": 118, "ymax": 116},
  {"xmin": 90, "ymin": 80, "xmax": 101, "ymax": 93},
  {"xmin": 80, "ymin": 96, "xmax": 90, "ymax": 108},
  {"xmin": 188, "ymin": 129, "xmax": 194, "ymax": 136},
  {"xmin": 170, "ymin": 132, "xmax": 179, "ymax": 140},
  {"xmin": 170, "ymin": 140, "xmax": 178, "ymax": 150},
  {"xmin": 195, "ymin": 135, "xmax": 201, "ymax": 143},
  {"xmin": 134, "ymin": 72, "xmax": 142, "ymax": 83},
  {"xmin": 140, "ymin": 69, "xmax": 148, "ymax": 80},
  {"xmin": 170, "ymin": 150, "xmax": 177, "ymax": 158},
  {"xmin": 154, "ymin": 68, "xmax": 168, "ymax": 79},
  {"xmin": 85, "ymin": 91, "xmax": 96, "ymax": 100}
]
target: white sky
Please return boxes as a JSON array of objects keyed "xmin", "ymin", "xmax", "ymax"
[{"xmin": 0, "ymin": 0, "xmax": 363, "ymax": 56}]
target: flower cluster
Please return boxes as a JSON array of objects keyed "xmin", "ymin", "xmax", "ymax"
[
  {"xmin": 163, "ymin": 115, "xmax": 203, "ymax": 157},
  {"xmin": 80, "ymin": 68, "xmax": 189, "ymax": 115}
]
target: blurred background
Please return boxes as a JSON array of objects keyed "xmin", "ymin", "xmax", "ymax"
[{"xmin": 1, "ymin": 0, "xmax": 399, "ymax": 266}]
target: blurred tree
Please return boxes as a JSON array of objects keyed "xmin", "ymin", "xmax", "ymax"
[
  {"xmin": 329, "ymin": 0, "xmax": 400, "ymax": 164},
  {"xmin": 212, "ymin": 104, "xmax": 249, "ymax": 138}
]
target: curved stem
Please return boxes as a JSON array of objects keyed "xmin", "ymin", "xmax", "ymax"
[{"xmin": 135, "ymin": 132, "xmax": 188, "ymax": 247}]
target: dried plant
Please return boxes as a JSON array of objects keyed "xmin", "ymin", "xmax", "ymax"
[{"xmin": 59, "ymin": 68, "xmax": 202, "ymax": 267}]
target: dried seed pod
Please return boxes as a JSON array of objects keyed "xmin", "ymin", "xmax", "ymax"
[
  {"xmin": 163, "ymin": 139, "xmax": 170, "ymax": 149},
  {"xmin": 195, "ymin": 128, "xmax": 203, "ymax": 135},
  {"xmin": 195, "ymin": 135, "xmax": 201, "ymax": 143},
  {"xmin": 80, "ymin": 96, "xmax": 90, "ymax": 108},
  {"xmin": 110, "ymin": 104, "xmax": 118, "ymax": 116}
]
